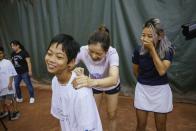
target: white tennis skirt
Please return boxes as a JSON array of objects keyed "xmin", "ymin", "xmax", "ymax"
[{"xmin": 134, "ymin": 82, "xmax": 173, "ymax": 113}]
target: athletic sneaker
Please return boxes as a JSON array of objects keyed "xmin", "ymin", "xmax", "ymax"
[
  {"xmin": 29, "ymin": 97, "xmax": 35, "ymax": 104},
  {"xmin": 10, "ymin": 111, "xmax": 20, "ymax": 120},
  {"xmin": 0, "ymin": 112, "xmax": 8, "ymax": 118},
  {"xmin": 16, "ymin": 98, "xmax": 23, "ymax": 103}
]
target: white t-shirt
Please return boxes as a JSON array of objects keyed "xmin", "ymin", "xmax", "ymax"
[
  {"xmin": 51, "ymin": 72, "xmax": 102, "ymax": 131},
  {"xmin": 0, "ymin": 59, "xmax": 17, "ymax": 96},
  {"xmin": 76, "ymin": 45, "xmax": 120, "ymax": 91}
]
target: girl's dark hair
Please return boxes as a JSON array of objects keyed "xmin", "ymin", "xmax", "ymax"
[
  {"xmin": 88, "ymin": 25, "xmax": 110, "ymax": 52},
  {"xmin": 47, "ymin": 33, "xmax": 80, "ymax": 64},
  {"xmin": 0, "ymin": 46, "xmax": 4, "ymax": 52},
  {"xmin": 143, "ymin": 18, "xmax": 164, "ymax": 35},
  {"xmin": 10, "ymin": 40, "xmax": 26, "ymax": 51},
  {"xmin": 98, "ymin": 25, "xmax": 110, "ymax": 34}
]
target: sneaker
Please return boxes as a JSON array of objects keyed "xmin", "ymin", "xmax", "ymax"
[
  {"xmin": 29, "ymin": 97, "xmax": 35, "ymax": 104},
  {"xmin": 0, "ymin": 112, "xmax": 8, "ymax": 118},
  {"xmin": 16, "ymin": 98, "xmax": 23, "ymax": 103},
  {"xmin": 10, "ymin": 111, "xmax": 20, "ymax": 121}
]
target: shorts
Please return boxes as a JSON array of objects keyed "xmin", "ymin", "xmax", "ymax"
[
  {"xmin": 92, "ymin": 84, "xmax": 121, "ymax": 95},
  {"xmin": 0, "ymin": 94, "xmax": 15, "ymax": 101}
]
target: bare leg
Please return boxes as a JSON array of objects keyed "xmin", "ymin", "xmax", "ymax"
[
  {"xmin": 0, "ymin": 100, "xmax": 5, "ymax": 112},
  {"xmin": 12, "ymin": 98, "xmax": 19, "ymax": 112},
  {"xmin": 105, "ymin": 93, "xmax": 119, "ymax": 131},
  {"xmin": 5, "ymin": 99, "xmax": 13, "ymax": 112},
  {"xmin": 136, "ymin": 109, "xmax": 148, "ymax": 131},
  {"xmin": 94, "ymin": 93, "xmax": 104, "ymax": 112},
  {"xmin": 154, "ymin": 112, "xmax": 167, "ymax": 131}
]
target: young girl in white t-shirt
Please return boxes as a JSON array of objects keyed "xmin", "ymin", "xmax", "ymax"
[
  {"xmin": 45, "ymin": 34, "xmax": 102, "ymax": 131},
  {"xmin": 0, "ymin": 46, "xmax": 20, "ymax": 120},
  {"xmin": 74, "ymin": 26, "xmax": 120, "ymax": 131}
]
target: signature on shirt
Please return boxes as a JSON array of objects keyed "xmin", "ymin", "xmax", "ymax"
[{"xmin": 89, "ymin": 73, "xmax": 103, "ymax": 79}]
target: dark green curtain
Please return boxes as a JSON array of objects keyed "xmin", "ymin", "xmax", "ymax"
[{"xmin": 1, "ymin": 0, "xmax": 196, "ymax": 100}]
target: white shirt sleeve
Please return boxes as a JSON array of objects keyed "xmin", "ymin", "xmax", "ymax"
[
  {"xmin": 75, "ymin": 47, "xmax": 83, "ymax": 65},
  {"xmin": 74, "ymin": 89, "xmax": 102, "ymax": 131},
  {"xmin": 109, "ymin": 49, "xmax": 119, "ymax": 67},
  {"xmin": 7, "ymin": 60, "xmax": 17, "ymax": 77}
]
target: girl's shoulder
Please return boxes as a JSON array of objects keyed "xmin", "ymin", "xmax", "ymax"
[
  {"xmin": 135, "ymin": 45, "xmax": 142, "ymax": 51},
  {"xmin": 1, "ymin": 59, "xmax": 12, "ymax": 64},
  {"xmin": 107, "ymin": 46, "xmax": 118, "ymax": 55},
  {"xmin": 80, "ymin": 45, "xmax": 88, "ymax": 51},
  {"xmin": 79, "ymin": 45, "xmax": 89, "ymax": 56},
  {"xmin": 133, "ymin": 45, "xmax": 142, "ymax": 56}
]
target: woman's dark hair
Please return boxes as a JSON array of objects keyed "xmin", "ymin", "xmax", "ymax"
[
  {"xmin": 143, "ymin": 18, "xmax": 164, "ymax": 35},
  {"xmin": 0, "ymin": 46, "xmax": 4, "ymax": 52},
  {"xmin": 10, "ymin": 40, "xmax": 25, "ymax": 51},
  {"xmin": 88, "ymin": 25, "xmax": 110, "ymax": 52},
  {"xmin": 47, "ymin": 33, "xmax": 80, "ymax": 64},
  {"xmin": 98, "ymin": 25, "xmax": 110, "ymax": 34}
]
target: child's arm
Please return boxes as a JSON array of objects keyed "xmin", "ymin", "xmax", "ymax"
[
  {"xmin": 8, "ymin": 76, "xmax": 14, "ymax": 90},
  {"xmin": 7, "ymin": 60, "xmax": 17, "ymax": 90}
]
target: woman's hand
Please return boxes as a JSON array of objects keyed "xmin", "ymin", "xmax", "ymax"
[
  {"xmin": 73, "ymin": 67, "xmax": 84, "ymax": 76},
  {"xmin": 28, "ymin": 71, "xmax": 32, "ymax": 77},
  {"xmin": 142, "ymin": 39, "xmax": 154, "ymax": 51},
  {"xmin": 72, "ymin": 75, "xmax": 97, "ymax": 89}
]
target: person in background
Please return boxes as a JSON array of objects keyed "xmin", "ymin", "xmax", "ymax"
[
  {"xmin": 0, "ymin": 46, "xmax": 20, "ymax": 120},
  {"xmin": 132, "ymin": 18, "xmax": 175, "ymax": 131},
  {"xmin": 10, "ymin": 40, "xmax": 35, "ymax": 104}
]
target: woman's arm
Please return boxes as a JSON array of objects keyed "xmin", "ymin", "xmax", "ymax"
[
  {"xmin": 142, "ymin": 35, "xmax": 172, "ymax": 76},
  {"xmin": 93, "ymin": 66, "xmax": 119, "ymax": 87},
  {"xmin": 74, "ymin": 66, "xmax": 119, "ymax": 89},
  {"xmin": 26, "ymin": 57, "xmax": 32, "ymax": 76},
  {"xmin": 133, "ymin": 64, "xmax": 139, "ymax": 78},
  {"xmin": 148, "ymin": 45, "xmax": 171, "ymax": 76}
]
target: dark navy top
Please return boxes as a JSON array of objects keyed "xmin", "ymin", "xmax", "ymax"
[{"xmin": 132, "ymin": 46, "xmax": 174, "ymax": 86}]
